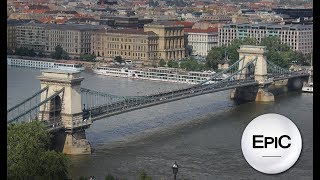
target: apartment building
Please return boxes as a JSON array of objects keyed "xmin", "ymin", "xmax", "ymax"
[
  {"xmin": 185, "ymin": 28, "xmax": 219, "ymax": 57},
  {"xmin": 14, "ymin": 22, "xmax": 106, "ymax": 57},
  {"xmin": 7, "ymin": 19, "xmax": 31, "ymax": 51},
  {"xmin": 91, "ymin": 28, "xmax": 159, "ymax": 66},
  {"xmin": 219, "ymin": 23, "xmax": 313, "ymax": 53},
  {"xmin": 16, "ymin": 22, "xmax": 47, "ymax": 52},
  {"xmin": 45, "ymin": 24, "xmax": 104, "ymax": 57},
  {"xmin": 144, "ymin": 22, "xmax": 185, "ymax": 61}
]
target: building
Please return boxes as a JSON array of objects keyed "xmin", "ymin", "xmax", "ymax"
[
  {"xmin": 219, "ymin": 23, "xmax": 313, "ymax": 54},
  {"xmin": 45, "ymin": 24, "xmax": 105, "ymax": 57},
  {"xmin": 185, "ymin": 28, "xmax": 219, "ymax": 57},
  {"xmin": 7, "ymin": 19, "xmax": 32, "ymax": 51},
  {"xmin": 144, "ymin": 22, "xmax": 185, "ymax": 61},
  {"xmin": 91, "ymin": 29, "xmax": 159, "ymax": 66},
  {"xmin": 16, "ymin": 22, "xmax": 47, "ymax": 52},
  {"xmin": 14, "ymin": 22, "xmax": 107, "ymax": 57},
  {"xmin": 91, "ymin": 22, "xmax": 186, "ymax": 66}
]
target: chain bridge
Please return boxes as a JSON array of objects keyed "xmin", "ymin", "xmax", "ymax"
[{"xmin": 7, "ymin": 46, "xmax": 309, "ymax": 154}]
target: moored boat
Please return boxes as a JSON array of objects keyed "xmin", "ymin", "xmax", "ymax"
[
  {"xmin": 92, "ymin": 65, "xmax": 221, "ymax": 84},
  {"xmin": 7, "ymin": 56, "xmax": 85, "ymax": 71}
]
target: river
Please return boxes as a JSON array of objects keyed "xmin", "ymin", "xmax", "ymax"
[{"xmin": 7, "ymin": 66, "xmax": 313, "ymax": 180}]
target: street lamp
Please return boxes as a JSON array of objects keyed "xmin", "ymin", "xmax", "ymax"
[{"xmin": 172, "ymin": 161, "xmax": 179, "ymax": 180}]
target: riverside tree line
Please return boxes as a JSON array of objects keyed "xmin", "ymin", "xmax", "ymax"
[{"xmin": 159, "ymin": 36, "xmax": 312, "ymax": 71}]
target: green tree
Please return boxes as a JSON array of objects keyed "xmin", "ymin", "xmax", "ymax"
[
  {"xmin": 180, "ymin": 58, "xmax": 204, "ymax": 71},
  {"xmin": 28, "ymin": 48, "xmax": 36, "ymax": 57},
  {"xmin": 205, "ymin": 46, "xmax": 225, "ymax": 70},
  {"xmin": 114, "ymin": 56, "xmax": 124, "ymax": 64},
  {"xmin": 50, "ymin": 45, "xmax": 69, "ymax": 60},
  {"xmin": 7, "ymin": 121, "xmax": 69, "ymax": 179},
  {"xmin": 80, "ymin": 53, "xmax": 96, "ymax": 61},
  {"xmin": 37, "ymin": 50, "xmax": 46, "ymax": 58},
  {"xmin": 15, "ymin": 47, "xmax": 30, "ymax": 56},
  {"xmin": 159, "ymin": 59, "xmax": 166, "ymax": 67},
  {"xmin": 167, "ymin": 60, "xmax": 179, "ymax": 68}
]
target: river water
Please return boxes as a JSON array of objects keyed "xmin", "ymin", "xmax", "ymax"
[{"xmin": 7, "ymin": 66, "xmax": 313, "ymax": 180}]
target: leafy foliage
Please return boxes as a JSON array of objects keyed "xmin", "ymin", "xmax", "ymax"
[
  {"xmin": 114, "ymin": 56, "xmax": 124, "ymax": 64},
  {"xmin": 180, "ymin": 58, "xmax": 206, "ymax": 71},
  {"xmin": 206, "ymin": 36, "xmax": 310, "ymax": 70},
  {"xmin": 158, "ymin": 59, "xmax": 166, "ymax": 67},
  {"xmin": 15, "ymin": 47, "xmax": 36, "ymax": 57},
  {"xmin": 50, "ymin": 45, "xmax": 70, "ymax": 60},
  {"xmin": 7, "ymin": 121, "xmax": 69, "ymax": 179},
  {"xmin": 167, "ymin": 60, "xmax": 179, "ymax": 68},
  {"xmin": 80, "ymin": 53, "xmax": 96, "ymax": 61}
]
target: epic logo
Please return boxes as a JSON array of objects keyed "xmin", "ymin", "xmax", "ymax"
[
  {"xmin": 253, "ymin": 135, "xmax": 291, "ymax": 148},
  {"xmin": 241, "ymin": 113, "xmax": 302, "ymax": 174}
]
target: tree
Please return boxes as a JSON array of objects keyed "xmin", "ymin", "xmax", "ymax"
[
  {"xmin": 37, "ymin": 51, "xmax": 46, "ymax": 58},
  {"xmin": 159, "ymin": 59, "xmax": 166, "ymax": 67},
  {"xmin": 180, "ymin": 58, "xmax": 204, "ymax": 71},
  {"xmin": 167, "ymin": 60, "xmax": 179, "ymax": 68},
  {"xmin": 51, "ymin": 45, "xmax": 69, "ymax": 60},
  {"xmin": 114, "ymin": 56, "xmax": 124, "ymax": 64},
  {"xmin": 80, "ymin": 53, "xmax": 96, "ymax": 61},
  {"xmin": 7, "ymin": 121, "xmax": 69, "ymax": 179},
  {"xmin": 205, "ymin": 46, "xmax": 225, "ymax": 70}
]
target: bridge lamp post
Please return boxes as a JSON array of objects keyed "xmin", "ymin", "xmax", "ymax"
[{"xmin": 172, "ymin": 161, "xmax": 179, "ymax": 180}]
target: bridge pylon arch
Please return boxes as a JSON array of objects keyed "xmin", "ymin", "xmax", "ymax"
[
  {"xmin": 231, "ymin": 45, "xmax": 274, "ymax": 102},
  {"xmin": 38, "ymin": 70, "xmax": 91, "ymax": 155}
]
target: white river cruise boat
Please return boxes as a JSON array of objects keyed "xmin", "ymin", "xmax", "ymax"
[
  {"xmin": 7, "ymin": 56, "xmax": 85, "ymax": 71},
  {"xmin": 93, "ymin": 66, "xmax": 222, "ymax": 84}
]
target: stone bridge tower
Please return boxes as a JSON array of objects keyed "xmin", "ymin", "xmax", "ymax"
[
  {"xmin": 231, "ymin": 45, "xmax": 274, "ymax": 102},
  {"xmin": 38, "ymin": 70, "xmax": 91, "ymax": 155}
]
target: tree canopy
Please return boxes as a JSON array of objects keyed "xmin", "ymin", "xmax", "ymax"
[
  {"xmin": 167, "ymin": 60, "xmax": 179, "ymax": 68},
  {"xmin": 158, "ymin": 59, "xmax": 166, "ymax": 67},
  {"xmin": 80, "ymin": 53, "xmax": 96, "ymax": 61},
  {"xmin": 50, "ymin": 45, "xmax": 70, "ymax": 60},
  {"xmin": 7, "ymin": 121, "xmax": 69, "ymax": 179},
  {"xmin": 180, "ymin": 57, "xmax": 206, "ymax": 71},
  {"xmin": 206, "ymin": 36, "xmax": 310, "ymax": 70},
  {"xmin": 114, "ymin": 56, "xmax": 124, "ymax": 64}
]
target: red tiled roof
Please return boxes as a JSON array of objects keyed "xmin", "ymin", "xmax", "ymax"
[
  {"xmin": 174, "ymin": 21, "xmax": 195, "ymax": 27},
  {"xmin": 184, "ymin": 27, "xmax": 218, "ymax": 33},
  {"xmin": 106, "ymin": 29, "xmax": 157, "ymax": 35}
]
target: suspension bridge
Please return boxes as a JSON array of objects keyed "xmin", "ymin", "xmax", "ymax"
[{"xmin": 7, "ymin": 45, "xmax": 309, "ymax": 154}]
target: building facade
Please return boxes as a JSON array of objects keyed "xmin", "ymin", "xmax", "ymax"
[
  {"xmin": 185, "ymin": 28, "xmax": 219, "ymax": 57},
  {"xmin": 16, "ymin": 23, "xmax": 47, "ymax": 52},
  {"xmin": 7, "ymin": 20, "xmax": 30, "ymax": 51},
  {"xmin": 14, "ymin": 22, "xmax": 106, "ymax": 57},
  {"xmin": 144, "ymin": 22, "xmax": 185, "ymax": 61},
  {"xmin": 91, "ymin": 29, "xmax": 159, "ymax": 66},
  {"xmin": 45, "ymin": 24, "xmax": 102, "ymax": 57},
  {"xmin": 219, "ymin": 23, "xmax": 313, "ymax": 54}
]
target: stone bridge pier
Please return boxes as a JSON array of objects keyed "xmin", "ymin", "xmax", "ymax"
[
  {"xmin": 230, "ymin": 45, "xmax": 274, "ymax": 102},
  {"xmin": 38, "ymin": 70, "xmax": 92, "ymax": 155}
]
